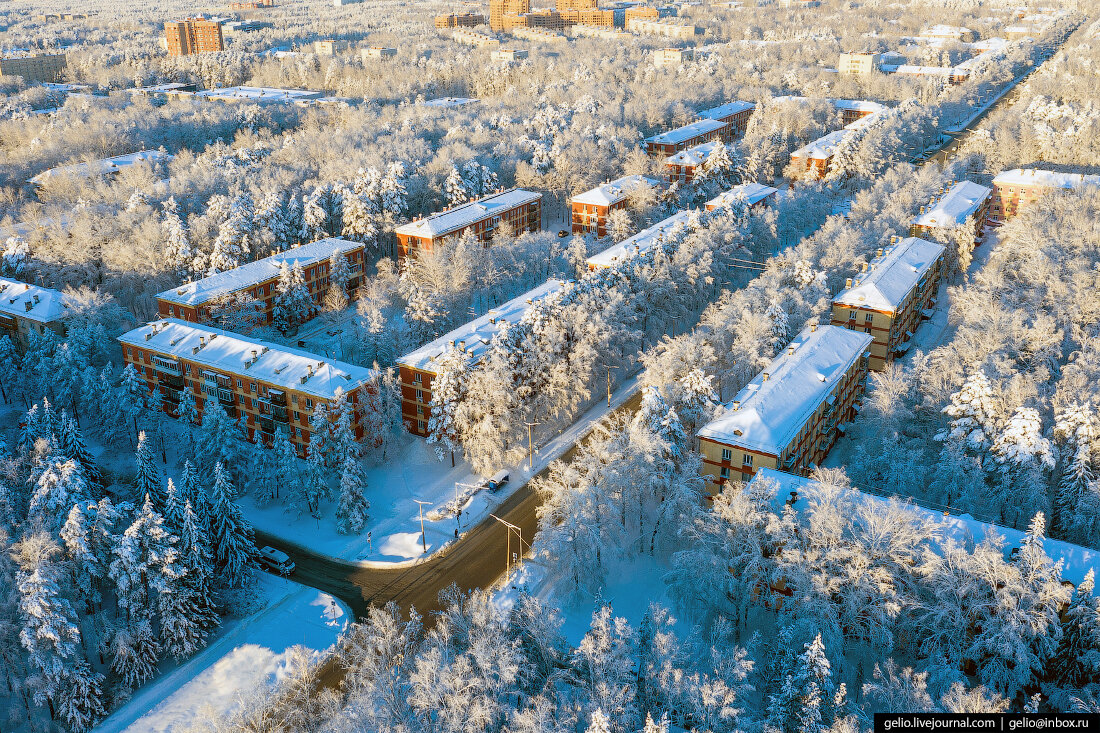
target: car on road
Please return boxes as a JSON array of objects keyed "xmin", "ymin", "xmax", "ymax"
[
  {"xmin": 258, "ymin": 545, "xmax": 296, "ymax": 575},
  {"xmin": 557, "ymin": 229, "xmax": 569, "ymax": 238},
  {"xmin": 488, "ymin": 470, "xmax": 510, "ymax": 491}
]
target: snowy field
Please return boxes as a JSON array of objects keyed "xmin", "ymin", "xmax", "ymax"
[{"xmin": 94, "ymin": 574, "xmax": 348, "ymax": 733}]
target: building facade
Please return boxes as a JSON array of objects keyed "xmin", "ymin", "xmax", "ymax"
[
  {"xmin": 166, "ymin": 18, "xmax": 225, "ymax": 55},
  {"xmin": 664, "ymin": 141, "xmax": 720, "ymax": 184},
  {"xmin": 697, "ymin": 101, "xmax": 756, "ymax": 137},
  {"xmin": 396, "ymin": 280, "xmax": 569, "ymax": 435},
  {"xmin": 909, "ymin": 179, "xmax": 992, "ymax": 243},
  {"xmin": 435, "ymin": 12, "xmax": 486, "ymax": 28},
  {"xmin": 626, "ymin": 18, "xmax": 701, "ymax": 39},
  {"xmin": 156, "ymin": 238, "xmax": 365, "ymax": 326},
  {"xmin": 830, "ymin": 236, "xmax": 945, "ymax": 371},
  {"xmin": 490, "ymin": 0, "xmax": 530, "ymax": 30},
  {"xmin": 570, "ymin": 174, "xmax": 661, "ymax": 236},
  {"xmin": 0, "ymin": 53, "xmax": 67, "ymax": 83},
  {"xmin": 586, "ymin": 210, "xmax": 697, "ymax": 269},
  {"xmin": 120, "ymin": 319, "xmax": 376, "ymax": 456},
  {"xmin": 362, "ymin": 46, "xmax": 398, "ymax": 60},
  {"xmin": 653, "ymin": 47, "xmax": 694, "ymax": 68},
  {"xmin": 313, "ymin": 39, "xmax": 350, "ymax": 56},
  {"xmin": 0, "ymin": 279, "xmax": 71, "ymax": 352},
  {"xmin": 394, "ymin": 188, "xmax": 542, "ymax": 259},
  {"xmin": 452, "ymin": 29, "xmax": 501, "ymax": 48},
  {"xmin": 644, "ymin": 118, "xmax": 726, "ymax": 156},
  {"xmin": 838, "ymin": 51, "xmax": 881, "ymax": 74},
  {"xmin": 989, "ymin": 168, "xmax": 1100, "ymax": 222},
  {"xmin": 492, "ymin": 47, "xmax": 529, "ymax": 61},
  {"xmin": 697, "ymin": 324, "xmax": 873, "ymax": 488}
]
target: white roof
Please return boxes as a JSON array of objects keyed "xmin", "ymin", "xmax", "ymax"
[
  {"xmin": 697, "ymin": 325, "xmax": 872, "ymax": 455},
  {"xmin": 665, "ymin": 140, "xmax": 719, "ymax": 167},
  {"xmin": 921, "ymin": 24, "xmax": 974, "ymax": 36},
  {"xmin": 644, "ymin": 118, "xmax": 725, "ymax": 146},
  {"xmin": 571, "ymin": 175, "xmax": 661, "ymax": 207},
  {"xmin": 28, "ymin": 150, "xmax": 173, "ymax": 186},
  {"xmin": 697, "ymin": 101, "xmax": 756, "ymax": 120},
  {"xmin": 706, "ymin": 182, "xmax": 778, "ymax": 208},
  {"xmin": 419, "ymin": 97, "xmax": 479, "ymax": 107},
  {"xmin": 913, "ymin": 180, "xmax": 992, "ymax": 228},
  {"xmin": 832, "ymin": 98, "xmax": 887, "ymax": 113},
  {"xmin": 993, "ymin": 168, "xmax": 1100, "ymax": 190},
  {"xmin": 883, "ymin": 64, "xmax": 958, "ymax": 76},
  {"xmin": 157, "ymin": 238, "xmax": 361, "ymax": 307},
  {"xmin": 191, "ymin": 87, "xmax": 325, "ymax": 102},
  {"xmin": 790, "ymin": 129, "xmax": 850, "ymax": 160},
  {"xmin": 752, "ymin": 468, "xmax": 1100, "ymax": 590},
  {"xmin": 0, "ymin": 278, "xmax": 71, "ymax": 324},
  {"xmin": 397, "ymin": 279, "xmax": 569, "ymax": 372},
  {"xmin": 119, "ymin": 319, "xmax": 375, "ymax": 400},
  {"xmin": 832, "ymin": 236, "xmax": 944, "ymax": 311},
  {"xmin": 394, "ymin": 188, "xmax": 541, "ymax": 239},
  {"xmin": 587, "ymin": 209, "xmax": 697, "ymax": 269}
]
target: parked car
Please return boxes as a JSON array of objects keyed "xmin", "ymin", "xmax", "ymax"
[
  {"xmin": 488, "ymin": 470, "xmax": 510, "ymax": 491},
  {"xmin": 258, "ymin": 545, "xmax": 296, "ymax": 574},
  {"xmin": 557, "ymin": 229, "xmax": 569, "ymax": 238}
]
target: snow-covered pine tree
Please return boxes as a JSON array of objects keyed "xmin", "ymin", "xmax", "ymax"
[
  {"xmin": 163, "ymin": 197, "xmax": 195, "ymax": 281},
  {"xmin": 324, "ymin": 249, "xmax": 352, "ymax": 312},
  {"xmin": 336, "ymin": 453, "xmax": 370, "ymax": 534},
  {"xmin": 134, "ymin": 431, "xmax": 164, "ymax": 510},
  {"xmin": 207, "ymin": 193, "xmax": 254, "ymax": 275},
  {"xmin": 208, "ymin": 462, "xmax": 255, "ymax": 587},
  {"xmin": 767, "ymin": 633, "xmax": 836, "ymax": 733},
  {"xmin": 427, "ymin": 346, "xmax": 469, "ymax": 467},
  {"xmin": 445, "ymin": 163, "xmax": 470, "ymax": 207},
  {"xmin": 118, "ymin": 363, "xmax": 146, "ymax": 440},
  {"xmin": 937, "ymin": 369, "xmax": 999, "ymax": 450},
  {"xmin": 179, "ymin": 499, "xmax": 221, "ymax": 634},
  {"xmin": 60, "ymin": 415, "xmax": 101, "ymax": 485},
  {"xmin": 273, "ymin": 260, "xmax": 314, "ymax": 334},
  {"xmin": 991, "ymin": 407, "xmax": 1055, "ymax": 470},
  {"xmin": 29, "ymin": 458, "xmax": 89, "ymax": 532},
  {"xmin": 1050, "ymin": 570, "xmax": 1100, "ymax": 687},
  {"xmin": 110, "ymin": 617, "xmax": 160, "ymax": 690}
]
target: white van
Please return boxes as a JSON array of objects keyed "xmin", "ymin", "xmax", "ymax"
[
  {"xmin": 258, "ymin": 546, "xmax": 296, "ymax": 574},
  {"xmin": 487, "ymin": 470, "xmax": 510, "ymax": 491}
]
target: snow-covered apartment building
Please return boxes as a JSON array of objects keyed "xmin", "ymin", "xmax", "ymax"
[
  {"xmin": 394, "ymin": 188, "xmax": 542, "ymax": 259},
  {"xmin": 395, "ymin": 279, "xmax": 569, "ymax": 435},
  {"xmin": 829, "ymin": 236, "xmax": 945, "ymax": 371},
  {"xmin": 696, "ymin": 324, "xmax": 873, "ymax": 487},
  {"xmin": 156, "ymin": 238, "xmax": 365, "ymax": 326},
  {"xmin": 585, "ymin": 210, "xmax": 697, "ymax": 270},
  {"xmin": 569, "ymin": 174, "xmax": 662, "ymax": 236},
  {"xmin": 989, "ymin": 168, "xmax": 1100, "ymax": 222},
  {"xmin": 27, "ymin": 150, "xmax": 173, "ymax": 189},
  {"xmin": 664, "ymin": 141, "xmax": 721, "ymax": 184},
  {"xmin": 643, "ymin": 101, "xmax": 756, "ymax": 156},
  {"xmin": 909, "ymin": 179, "xmax": 992, "ymax": 243},
  {"xmin": 120, "ymin": 319, "xmax": 377, "ymax": 455},
  {"xmin": 705, "ymin": 182, "xmax": 779, "ymax": 211},
  {"xmin": 787, "ymin": 100, "xmax": 888, "ymax": 180},
  {"xmin": 0, "ymin": 278, "xmax": 72, "ymax": 351}
]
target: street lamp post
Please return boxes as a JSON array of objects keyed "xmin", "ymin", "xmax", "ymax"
[
  {"xmin": 413, "ymin": 499, "xmax": 430, "ymax": 554},
  {"xmin": 523, "ymin": 420, "xmax": 539, "ymax": 470},
  {"xmin": 489, "ymin": 513, "xmax": 527, "ymax": 573}
]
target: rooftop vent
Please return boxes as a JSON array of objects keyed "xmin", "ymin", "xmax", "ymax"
[
  {"xmin": 199, "ymin": 336, "xmax": 206, "ymax": 348},
  {"xmin": 761, "ymin": 372, "xmax": 769, "ymax": 382},
  {"xmin": 811, "ymin": 324, "xmax": 818, "ymax": 332},
  {"xmin": 731, "ymin": 400, "xmax": 740, "ymax": 410},
  {"xmin": 788, "ymin": 346, "xmax": 795, "ymax": 356},
  {"xmin": 845, "ymin": 277, "xmax": 853, "ymax": 288},
  {"xmin": 32, "ymin": 295, "xmax": 39, "ymax": 305}
]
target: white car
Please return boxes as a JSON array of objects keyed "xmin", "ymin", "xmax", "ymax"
[{"xmin": 258, "ymin": 546, "xmax": 296, "ymax": 575}]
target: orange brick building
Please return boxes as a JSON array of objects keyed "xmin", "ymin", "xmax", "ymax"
[
  {"xmin": 570, "ymin": 174, "xmax": 661, "ymax": 236},
  {"xmin": 394, "ymin": 189, "xmax": 542, "ymax": 260},
  {"xmin": 166, "ymin": 18, "xmax": 225, "ymax": 56},
  {"xmin": 989, "ymin": 168, "xmax": 1100, "ymax": 222},
  {"xmin": 909, "ymin": 179, "xmax": 992, "ymax": 243},
  {"xmin": 435, "ymin": 12, "xmax": 486, "ymax": 27},
  {"xmin": 490, "ymin": 0, "xmax": 530, "ymax": 29}
]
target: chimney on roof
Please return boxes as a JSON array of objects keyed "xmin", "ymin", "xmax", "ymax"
[
  {"xmin": 32, "ymin": 295, "xmax": 39, "ymax": 304},
  {"xmin": 251, "ymin": 350, "xmax": 258, "ymax": 359},
  {"xmin": 890, "ymin": 235, "xmax": 898, "ymax": 243},
  {"xmin": 811, "ymin": 324, "xmax": 818, "ymax": 332},
  {"xmin": 845, "ymin": 277, "xmax": 853, "ymax": 288},
  {"xmin": 861, "ymin": 263, "xmax": 868, "ymax": 272},
  {"xmin": 761, "ymin": 372, "xmax": 769, "ymax": 382},
  {"xmin": 307, "ymin": 364, "xmax": 314, "ymax": 377},
  {"xmin": 459, "ymin": 340, "xmax": 465, "ymax": 349},
  {"xmin": 876, "ymin": 248, "xmax": 883, "ymax": 257},
  {"xmin": 788, "ymin": 346, "xmax": 795, "ymax": 356},
  {"xmin": 199, "ymin": 336, "xmax": 206, "ymax": 347},
  {"xmin": 731, "ymin": 400, "xmax": 740, "ymax": 410}
]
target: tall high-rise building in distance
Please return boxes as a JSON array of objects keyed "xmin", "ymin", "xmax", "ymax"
[
  {"xmin": 165, "ymin": 18, "xmax": 225, "ymax": 56},
  {"xmin": 489, "ymin": 0, "xmax": 530, "ymax": 30},
  {"xmin": 556, "ymin": 0, "xmax": 598, "ymax": 10}
]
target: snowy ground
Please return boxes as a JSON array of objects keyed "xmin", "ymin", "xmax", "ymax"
[
  {"xmin": 244, "ymin": 373, "xmax": 643, "ymax": 565},
  {"xmin": 94, "ymin": 574, "xmax": 348, "ymax": 733}
]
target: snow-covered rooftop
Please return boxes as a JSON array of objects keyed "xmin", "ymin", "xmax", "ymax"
[
  {"xmin": 119, "ymin": 319, "xmax": 376, "ymax": 400},
  {"xmin": 706, "ymin": 182, "xmax": 779, "ymax": 209},
  {"xmin": 0, "ymin": 277, "xmax": 71, "ymax": 324},
  {"xmin": 832, "ymin": 236, "xmax": 945, "ymax": 312},
  {"xmin": 751, "ymin": 468, "xmax": 1100, "ymax": 590},
  {"xmin": 644, "ymin": 118, "xmax": 726, "ymax": 146},
  {"xmin": 397, "ymin": 279, "xmax": 570, "ymax": 373},
  {"xmin": 912, "ymin": 180, "xmax": 992, "ymax": 228},
  {"xmin": 157, "ymin": 238, "xmax": 362, "ymax": 307},
  {"xmin": 882, "ymin": 64, "xmax": 958, "ymax": 76},
  {"xmin": 920, "ymin": 24, "xmax": 975, "ymax": 37},
  {"xmin": 419, "ymin": 97, "xmax": 479, "ymax": 107},
  {"xmin": 697, "ymin": 100, "xmax": 756, "ymax": 120},
  {"xmin": 697, "ymin": 325, "xmax": 872, "ymax": 455},
  {"xmin": 993, "ymin": 168, "xmax": 1100, "ymax": 190},
  {"xmin": 832, "ymin": 99, "xmax": 887, "ymax": 113},
  {"xmin": 28, "ymin": 150, "xmax": 173, "ymax": 186},
  {"xmin": 586, "ymin": 209, "xmax": 697, "ymax": 269},
  {"xmin": 394, "ymin": 188, "xmax": 541, "ymax": 239},
  {"xmin": 665, "ymin": 140, "xmax": 719, "ymax": 167},
  {"xmin": 790, "ymin": 129, "xmax": 850, "ymax": 160},
  {"xmin": 191, "ymin": 86, "xmax": 325, "ymax": 102},
  {"xmin": 570, "ymin": 175, "xmax": 661, "ymax": 207}
]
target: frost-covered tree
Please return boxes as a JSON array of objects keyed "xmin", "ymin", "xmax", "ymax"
[
  {"xmin": 324, "ymin": 250, "xmax": 353, "ymax": 312},
  {"xmin": 30, "ymin": 457, "xmax": 89, "ymax": 532},
  {"xmin": 991, "ymin": 407, "xmax": 1055, "ymax": 470},
  {"xmin": 937, "ymin": 370, "xmax": 999, "ymax": 450},
  {"xmin": 427, "ymin": 346, "xmax": 468, "ymax": 466},
  {"xmin": 336, "ymin": 453, "xmax": 370, "ymax": 535},
  {"xmin": 207, "ymin": 463, "xmax": 254, "ymax": 587},
  {"xmin": 59, "ymin": 415, "xmax": 101, "ymax": 486},
  {"xmin": 767, "ymin": 633, "xmax": 836, "ymax": 733},
  {"xmin": 273, "ymin": 259, "xmax": 313, "ymax": 333},
  {"xmin": 134, "ymin": 431, "xmax": 163, "ymax": 509},
  {"xmin": 177, "ymin": 385, "xmax": 198, "ymax": 426},
  {"xmin": 1050, "ymin": 570, "xmax": 1100, "ymax": 688},
  {"xmin": 207, "ymin": 193, "xmax": 254, "ymax": 275}
]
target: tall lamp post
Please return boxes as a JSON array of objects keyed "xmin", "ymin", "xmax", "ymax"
[
  {"xmin": 413, "ymin": 499, "xmax": 430, "ymax": 554},
  {"xmin": 489, "ymin": 513, "xmax": 528, "ymax": 573}
]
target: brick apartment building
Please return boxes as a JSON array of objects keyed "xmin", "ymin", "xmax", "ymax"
[
  {"xmin": 229, "ymin": 1, "xmax": 274, "ymax": 9},
  {"xmin": 705, "ymin": 182, "xmax": 779, "ymax": 211},
  {"xmin": 788, "ymin": 129, "xmax": 848, "ymax": 180},
  {"xmin": 156, "ymin": 238, "xmax": 365, "ymax": 326},
  {"xmin": 570, "ymin": 174, "xmax": 661, "ymax": 236},
  {"xmin": 166, "ymin": 18, "xmax": 225, "ymax": 55},
  {"xmin": 0, "ymin": 278, "xmax": 72, "ymax": 352},
  {"xmin": 654, "ymin": 47, "xmax": 694, "ymax": 67},
  {"xmin": 492, "ymin": 47, "xmax": 529, "ymax": 61},
  {"xmin": 697, "ymin": 324, "xmax": 872, "ymax": 488},
  {"xmin": 394, "ymin": 188, "xmax": 542, "ymax": 259},
  {"xmin": 435, "ymin": 12, "xmax": 485, "ymax": 27},
  {"xmin": 120, "ymin": 319, "xmax": 377, "ymax": 456},
  {"xmin": 645, "ymin": 119, "xmax": 726, "ymax": 156},
  {"xmin": 0, "ymin": 52, "xmax": 67, "ymax": 83},
  {"xmin": 452, "ymin": 29, "xmax": 501, "ymax": 48},
  {"xmin": 490, "ymin": 0, "xmax": 530, "ymax": 30},
  {"xmin": 830, "ymin": 236, "xmax": 945, "ymax": 371},
  {"xmin": 626, "ymin": 17, "xmax": 701, "ymax": 39},
  {"xmin": 698, "ymin": 101, "xmax": 756, "ymax": 136},
  {"xmin": 664, "ymin": 141, "xmax": 722, "ymax": 184},
  {"xmin": 586, "ymin": 210, "xmax": 697, "ymax": 269},
  {"xmin": 989, "ymin": 168, "xmax": 1100, "ymax": 222},
  {"xmin": 363, "ymin": 46, "xmax": 398, "ymax": 60},
  {"xmin": 839, "ymin": 51, "xmax": 881, "ymax": 74},
  {"xmin": 396, "ymin": 279, "xmax": 569, "ymax": 435},
  {"xmin": 909, "ymin": 179, "xmax": 992, "ymax": 242}
]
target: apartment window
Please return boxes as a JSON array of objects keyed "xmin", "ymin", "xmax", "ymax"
[
  {"xmin": 865, "ymin": 327, "xmax": 872, "ymax": 334},
  {"xmin": 139, "ymin": 365, "xmax": 146, "ymax": 375},
  {"xmin": 864, "ymin": 313, "xmax": 873, "ymax": 324},
  {"xmin": 251, "ymin": 382, "xmax": 257, "ymax": 393},
  {"xmin": 416, "ymin": 405, "xmax": 424, "ymax": 416},
  {"xmin": 417, "ymin": 420, "xmax": 427, "ymax": 432},
  {"xmin": 126, "ymin": 347, "xmax": 133, "ymax": 358},
  {"xmin": 294, "ymin": 411, "xmax": 300, "ymax": 421},
  {"xmin": 719, "ymin": 467, "xmax": 730, "ymax": 479},
  {"xmin": 721, "ymin": 448, "xmax": 732, "ymax": 462},
  {"xmin": 305, "ymin": 398, "xmax": 313, "ymax": 409},
  {"xmin": 185, "ymin": 365, "xmax": 191, "ymax": 375},
  {"xmin": 236, "ymin": 379, "xmax": 242, "ymax": 388},
  {"xmin": 413, "ymin": 372, "xmax": 423, "ymax": 384},
  {"xmin": 415, "ymin": 389, "xmax": 423, "ymax": 401},
  {"xmin": 742, "ymin": 454, "xmax": 754, "ymax": 467}
]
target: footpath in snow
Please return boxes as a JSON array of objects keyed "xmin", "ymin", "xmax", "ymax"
[
  {"xmin": 94, "ymin": 574, "xmax": 348, "ymax": 733},
  {"xmin": 243, "ymin": 374, "xmax": 643, "ymax": 566}
]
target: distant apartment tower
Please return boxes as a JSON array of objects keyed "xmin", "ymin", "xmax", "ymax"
[
  {"xmin": 909, "ymin": 179, "xmax": 992, "ymax": 243},
  {"xmin": 166, "ymin": 18, "xmax": 225, "ymax": 56},
  {"xmin": 229, "ymin": 1, "xmax": 274, "ymax": 9},
  {"xmin": 436, "ymin": 12, "xmax": 485, "ymax": 27},
  {"xmin": 830, "ymin": 236, "xmax": 945, "ymax": 371},
  {"xmin": 490, "ymin": 0, "xmax": 530, "ymax": 30},
  {"xmin": 492, "ymin": 47, "xmax": 529, "ymax": 61},
  {"xmin": 0, "ymin": 52, "xmax": 67, "ymax": 83},
  {"xmin": 362, "ymin": 46, "xmax": 397, "ymax": 60},
  {"xmin": 556, "ymin": 0, "xmax": 597, "ymax": 9},
  {"xmin": 452, "ymin": 29, "xmax": 501, "ymax": 48},
  {"xmin": 396, "ymin": 279, "xmax": 569, "ymax": 435},
  {"xmin": 394, "ymin": 188, "xmax": 542, "ymax": 259},
  {"xmin": 838, "ymin": 51, "xmax": 880, "ymax": 74},
  {"xmin": 989, "ymin": 168, "xmax": 1100, "ymax": 222},
  {"xmin": 697, "ymin": 324, "xmax": 872, "ymax": 487},
  {"xmin": 156, "ymin": 238, "xmax": 365, "ymax": 326},
  {"xmin": 654, "ymin": 47, "xmax": 694, "ymax": 68},
  {"xmin": 0, "ymin": 278, "xmax": 72, "ymax": 352},
  {"xmin": 570, "ymin": 174, "xmax": 661, "ymax": 236},
  {"xmin": 119, "ymin": 319, "xmax": 377, "ymax": 456},
  {"xmin": 313, "ymin": 39, "xmax": 350, "ymax": 55}
]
